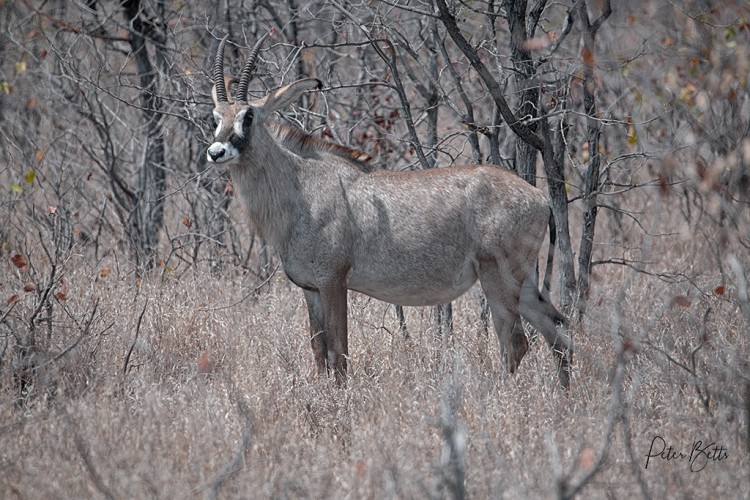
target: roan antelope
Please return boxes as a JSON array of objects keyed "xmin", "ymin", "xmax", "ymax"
[{"xmin": 207, "ymin": 35, "xmax": 573, "ymax": 388}]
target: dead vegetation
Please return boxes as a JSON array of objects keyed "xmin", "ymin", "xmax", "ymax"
[{"xmin": 0, "ymin": 203, "xmax": 748, "ymax": 498}]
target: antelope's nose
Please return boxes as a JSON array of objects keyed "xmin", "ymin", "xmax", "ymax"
[{"xmin": 207, "ymin": 144, "xmax": 225, "ymax": 162}]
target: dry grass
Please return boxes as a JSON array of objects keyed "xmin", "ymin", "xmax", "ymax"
[{"xmin": 1, "ymin": 197, "xmax": 749, "ymax": 499}]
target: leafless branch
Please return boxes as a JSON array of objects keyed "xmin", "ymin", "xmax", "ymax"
[
  {"xmin": 123, "ymin": 299, "xmax": 148, "ymax": 376},
  {"xmin": 198, "ymin": 398, "xmax": 254, "ymax": 500},
  {"xmin": 65, "ymin": 409, "xmax": 117, "ymax": 500}
]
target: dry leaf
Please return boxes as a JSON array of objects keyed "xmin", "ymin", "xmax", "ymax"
[
  {"xmin": 197, "ymin": 352, "xmax": 214, "ymax": 374},
  {"xmin": 713, "ymin": 285, "xmax": 726, "ymax": 296},
  {"xmin": 11, "ymin": 254, "xmax": 28, "ymax": 270},
  {"xmin": 622, "ymin": 337, "xmax": 638, "ymax": 354},
  {"xmin": 55, "ymin": 281, "xmax": 69, "ymax": 301},
  {"xmin": 580, "ymin": 447, "xmax": 596, "ymax": 471},
  {"xmin": 100, "ymin": 267, "xmax": 112, "ymax": 278},
  {"xmin": 673, "ymin": 295, "xmax": 691, "ymax": 308}
]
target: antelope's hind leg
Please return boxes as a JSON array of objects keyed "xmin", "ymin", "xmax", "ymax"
[
  {"xmin": 478, "ymin": 259, "xmax": 529, "ymax": 374},
  {"xmin": 519, "ymin": 277, "xmax": 573, "ymax": 389}
]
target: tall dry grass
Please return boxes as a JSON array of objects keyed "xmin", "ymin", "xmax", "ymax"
[{"xmin": 1, "ymin": 188, "xmax": 749, "ymax": 499}]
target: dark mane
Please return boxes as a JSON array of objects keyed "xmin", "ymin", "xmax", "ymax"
[{"xmin": 269, "ymin": 122, "xmax": 379, "ymax": 173}]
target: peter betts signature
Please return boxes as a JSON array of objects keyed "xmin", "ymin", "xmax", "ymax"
[{"xmin": 645, "ymin": 435, "xmax": 728, "ymax": 471}]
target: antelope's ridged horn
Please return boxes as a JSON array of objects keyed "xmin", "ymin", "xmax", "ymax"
[
  {"xmin": 236, "ymin": 32, "xmax": 270, "ymax": 102},
  {"xmin": 213, "ymin": 35, "xmax": 229, "ymax": 103},
  {"xmin": 211, "ymin": 77, "xmax": 237, "ymax": 104}
]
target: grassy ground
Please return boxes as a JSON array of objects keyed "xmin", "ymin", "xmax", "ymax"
[{"xmin": 1, "ymin": 189, "xmax": 749, "ymax": 499}]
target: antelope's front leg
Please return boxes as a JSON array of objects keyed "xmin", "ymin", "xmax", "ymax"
[
  {"xmin": 318, "ymin": 283, "xmax": 349, "ymax": 383},
  {"xmin": 303, "ymin": 290, "xmax": 327, "ymax": 375}
]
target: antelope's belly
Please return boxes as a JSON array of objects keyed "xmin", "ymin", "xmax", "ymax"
[{"xmin": 346, "ymin": 256, "xmax": 479, "ymax": 306}]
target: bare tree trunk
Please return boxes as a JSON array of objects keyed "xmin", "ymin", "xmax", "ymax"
[
  {"xmin": 285, "ymin": 0, "xmax": 305, "ymax": 81},
  {"xmin": 574, "ymin": 0, "xmax": 612, "ymax": 319},
  {"xmin": 543, "ymin": 119, "xmax": 577, "ymax": 313},
  {"xmin": 504, "ymin": 0, "xmax": 540, "ymax": 186},
  {"xmin": 487, "ymin": 104, "xmax": 503, "ymax": 168},
  {"xmin": 123, "ymin": 0, "xmax": 167, "ymax": 271}
]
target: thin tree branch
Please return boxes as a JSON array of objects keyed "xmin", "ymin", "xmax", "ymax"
[{"xmin": 435, "ymin": 0, "xmax": 544, "ymax": 151}]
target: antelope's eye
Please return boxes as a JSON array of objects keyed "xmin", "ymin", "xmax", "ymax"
[
  {"xmin": 233, "ymin": 108, "xmax": 253, "ymax": 138},
  {"xmin": 243, "ymin": 108, "xmax": 254, "ymax": 126}
]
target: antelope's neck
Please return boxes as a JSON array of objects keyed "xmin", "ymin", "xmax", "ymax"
[{"xmin": 229, "ymin": 127, "xmax": 301, "ymax": 250}]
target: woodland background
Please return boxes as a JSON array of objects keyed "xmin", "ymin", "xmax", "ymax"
[{"xmin": 1, "ymin": 0, "xmax": 749, "ymax": 498}]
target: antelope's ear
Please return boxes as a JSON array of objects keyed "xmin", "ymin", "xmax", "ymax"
[
  {"xmin": 211, "ymin": 77, "xmax": 238, "ymax": 106},
  {"xmin": 255, "ymin": 78, "xmax": 322, "ymax": 121}
]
